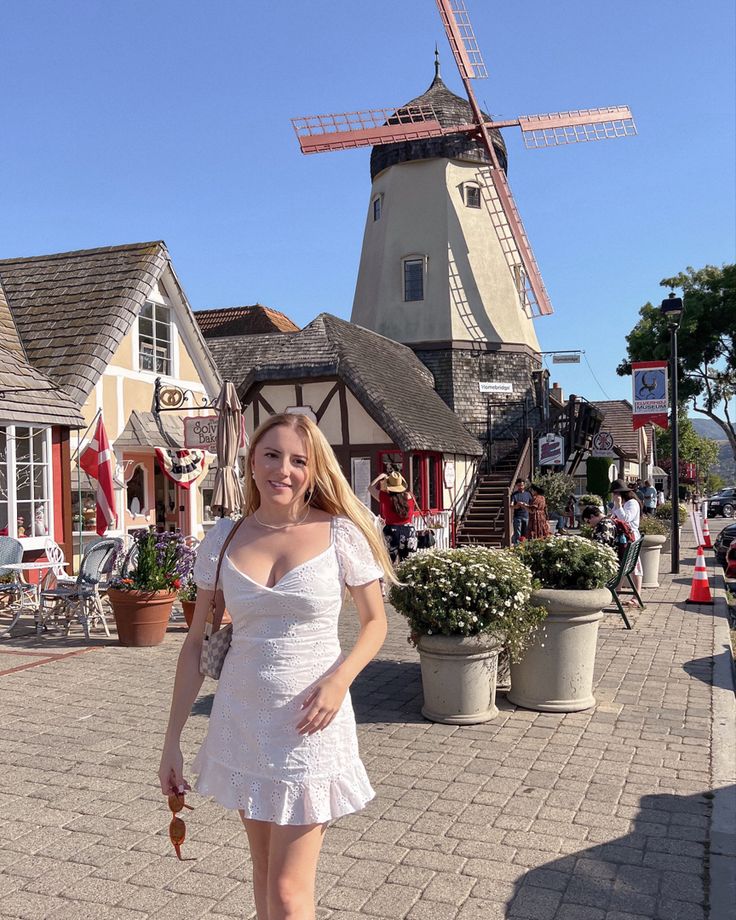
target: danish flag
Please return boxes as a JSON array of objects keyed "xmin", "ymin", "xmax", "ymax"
[{"xmin": 79, "ymin": 417, "xmax": 117, "ymax": 536}]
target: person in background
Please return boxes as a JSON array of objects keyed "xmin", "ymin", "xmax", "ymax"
[
  {"xmin": 369, "ymin": 469, "xmax": 417, "ymax": 564},
  {"xmin": 656, "ymin": 485, "xmax": 665, "ymax": 507},
  {"xmin": 510, "ymin": 478, "xmax": 531, "ymax": 544},
  {"xmin": 640, "ymin": 479, "xmax": 657, "ymax": 515},
  {"xmin": 610, "ymin": 478, "xmax": 644, "ymax": 607},
  {"xmin": 526, "ymin": 484, "xmax": 549, "ymax": 540},
  {"xmin": 581, "ymin": 505, "xmax": 618, "ymax": 553}
]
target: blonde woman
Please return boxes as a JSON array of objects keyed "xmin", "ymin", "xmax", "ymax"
[{"xmin": 159, "ymin": 413, "xmax": 392, "ymax": 920}]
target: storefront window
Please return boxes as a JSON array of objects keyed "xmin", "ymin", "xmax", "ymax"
[
  {"xmin": 0, "ymin": 426, "xmax": 52, "ymax": 540},
  {"xmin": 410, "ymin": 452, "xmax": 443, "ymax": 512}
]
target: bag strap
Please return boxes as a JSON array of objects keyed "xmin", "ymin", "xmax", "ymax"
[{"xmin": 206, "ymin": 517, "xmax": 246, "ymax": 634}]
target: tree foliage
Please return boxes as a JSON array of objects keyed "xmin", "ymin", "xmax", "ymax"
[
  {"xmin": 617, "ymin": 264, "xmax": 736, "ymax": 460},
  {"xmin": 655, "ymin": 414, "xmax": 720, "ymax": 491}
]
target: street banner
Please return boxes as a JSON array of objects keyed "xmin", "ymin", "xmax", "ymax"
[
  {"xmin": 79, "ymin": 417, "xmax": 117, "ymax": 536},
  {"xmin": 632, "ymin": 360, "xmax": 669, "ymax": 430},
  {"xmin": 155, "ymin": 449, "xmax": 205, "ymax": 489},
  {"xmin": 591, "ymin": 430, "xmax": 615, "ymax": 457},
  {"xmin": 539, "ymin": 433, "xmax": 565, "ymax": 466}
]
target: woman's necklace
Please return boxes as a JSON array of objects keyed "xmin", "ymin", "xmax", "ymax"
[{"xmin": 253, "ymin": 506, "xmax": 310, "ymax": 530}]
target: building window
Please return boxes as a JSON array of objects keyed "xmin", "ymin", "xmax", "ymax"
[
  {"xmin": 403, "ymin": 258, "xmax": 425, "ymax": 302},
  {"xmin": 139, "ymin": 300, "xmax": 172, "ymax": 375},
  {"xmin": 0, "ymin": 426, "xmax": 52, "ymax": 540},
  {"xmin": 465, "ymin": 184, "xmax": 481, "ymax": 208},
  {"xmin": 373, "ymin": 196, "xmax": 382, "ymax": 221},
  {"xmin": 410, "ymin": 452, "xmax": 443, "ymax": 512}
]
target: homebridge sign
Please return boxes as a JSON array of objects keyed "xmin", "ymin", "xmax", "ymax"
[
  {"xmin": 184, "ymin": 415, "xmax": 218, "ymax": 452},
  {"xmin": 479, "ymin": 381, "xmax": 513, "ymax": 394}
]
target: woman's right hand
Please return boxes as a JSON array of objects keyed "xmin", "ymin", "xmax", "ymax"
[{"xmin": 158, "ymin": 741, "xmax": 189, "ymax": 797}]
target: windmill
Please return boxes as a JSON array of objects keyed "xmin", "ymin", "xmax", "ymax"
[{"xmin": 291, "ymin": 0, "xmax": 636, "ymax": 321}]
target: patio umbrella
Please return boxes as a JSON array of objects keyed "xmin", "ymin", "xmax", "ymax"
[{"xmin": 212, "ymin": 381, "xmax": 244, "ymax": 517}]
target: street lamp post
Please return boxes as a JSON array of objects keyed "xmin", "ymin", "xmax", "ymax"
[{"xmin": 661, "ymin": 292, "xmax": 684, "ymax": 574}]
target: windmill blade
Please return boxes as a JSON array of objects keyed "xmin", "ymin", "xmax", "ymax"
[
  {"xmin": 476, "ymin": 167, "xmax": 554, "ymax": 317},
  {"xmin": 435, "ymin": 0, "xmax": 488, "ymax": 80},
  {"xmin": 291, "ymin": 105, "xmax": 444, "ymax": 154},
  {"xmin": 518, "ymin": 106, "xmax": 637, "ymax": 149}
]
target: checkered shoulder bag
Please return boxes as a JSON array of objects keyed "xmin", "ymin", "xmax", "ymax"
[{"xmin": 199, "ymin": 519, "xmax": 244, "ymax": 680}]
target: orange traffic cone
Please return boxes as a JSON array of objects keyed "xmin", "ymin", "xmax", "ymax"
[
  {"xmin": 686, "ymin": 546, "xmax": 714, "ymax": 605},
  {"xmin": 702, "ymin": 516, "xmax": 713, "ymax": 549}
]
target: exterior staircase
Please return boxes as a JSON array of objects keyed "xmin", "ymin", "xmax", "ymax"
[{"xmin": 455, "ymin": 459, "xmax": 518, "ymax": 548}]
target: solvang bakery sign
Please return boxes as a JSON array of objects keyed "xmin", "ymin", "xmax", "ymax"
[{"xmin": 184, "ymin": 415, "xmax": 218, "ymax": 452}]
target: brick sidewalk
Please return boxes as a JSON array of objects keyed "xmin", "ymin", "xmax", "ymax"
[{"xmin": 0, "ymin": 534, "xmax": 733, "ymax": 920}]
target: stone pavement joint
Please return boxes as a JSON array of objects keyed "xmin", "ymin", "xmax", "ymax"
[{"xmin": 0, "ymin": 531, "xmax": 733, "ymax": 919}]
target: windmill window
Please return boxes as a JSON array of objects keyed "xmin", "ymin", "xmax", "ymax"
[
  {"xmin": 373, "ymin": 196, "xmax": 382, "ymax": 221},
  {"xmin": 139, "ymin": 301, "xmax": 172, "ymax": 375},
  {"xmin": 403, "ymin": 258, "xmax": 425, "ymax": 302},
  {"xmin": 465, "ymin": 185, "xmax": 481, "ymax": 208}
]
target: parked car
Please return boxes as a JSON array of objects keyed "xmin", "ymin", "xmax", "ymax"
[
  {"xmin": 714, "ymin": 520, "xmax": 736, "ymax": 567},
  {"xmin": 707, "ymin": 488, "xmax": 736, "ymax": 518}
]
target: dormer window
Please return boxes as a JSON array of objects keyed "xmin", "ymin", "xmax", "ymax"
[
  {"xmin": 373, "ymin": 196, "xmax": 382, "ymax": 221},
  {"xmin": 139, "ymin": 301, "xmax": 171, "ymax": 375},
  {"xmin": 403, "ymin": 257, "xmax": 425, "ymax": 302},
  {"xmin": 465, "ymin": 184, "xmax": 481, "ymax": 208}
]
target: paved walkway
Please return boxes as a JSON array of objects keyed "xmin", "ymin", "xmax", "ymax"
[{"xmin": 0, "ymin": 531, "xmax": 734, "ymax": 920}]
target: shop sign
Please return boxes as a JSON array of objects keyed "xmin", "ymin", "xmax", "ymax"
[
  {"xmin": 479, "ymin": 381, "xmax": 513, "ymax": 394},
  {"xmin": 539, "ymin": 433, "xmax": 565, "ymax": 466},
  {"xmin": 443, "ymin": 461, "xmax": 456, "ymax": 489},
  {"xmin": 184, "ymin": 415, "xmax": 218, "ymax": 452},
  {"xmin": 591, "ymin": 430, "xmax": 615, "ymax": 457}
]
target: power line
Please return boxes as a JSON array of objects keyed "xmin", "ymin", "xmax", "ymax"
[{"xmin": 583, "ymin": 353, "xmax": 613, "ymax": 400}]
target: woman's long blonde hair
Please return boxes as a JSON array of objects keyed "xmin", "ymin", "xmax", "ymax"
[{"xmin": 243, "ymin": 413, "xmax": 395, "ymax": 582}]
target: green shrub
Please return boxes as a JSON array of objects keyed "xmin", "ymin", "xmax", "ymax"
[
  {"xmin": 515, "ymin": 536, "xmax": 619, "ymax": 590},
  {"xmin": 639, "ymin": 516, "xmax": 669, "ymax": 536},
  {"xmin": 654, "ymin": 501, "xmax": 688, "ymax": 525},
  {"xmin": 389, "ymin": 547, "xmax": 547, "ymax": 660},
  {"xmin": 579, "ymin": 493, "xmax": 605, "ymax": 509},
  {"xmin": 532, "ymin": 471, "xmax": 575, "ymax": 515}
]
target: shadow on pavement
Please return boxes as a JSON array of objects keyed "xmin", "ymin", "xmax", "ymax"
[
  {"xmin": 506, "ymin": 789, "xmax": 712, "ymax": 919},
  {"xmin": 684, "ymin": 649, "xmax": 734, "ymax": 691}
]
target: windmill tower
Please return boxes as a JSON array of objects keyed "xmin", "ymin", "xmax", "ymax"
[{"xmin": 291, "ymin": 0, "xmax": 635, "ymax": 433}]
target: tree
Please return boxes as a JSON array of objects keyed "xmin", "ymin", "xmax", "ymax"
[
  {"xmin": 617, "ymin": 264, "xmax": 736, "ymax": 461},
  {"xmin": 654, "ymin": 414, "xmax": 720, "ymax": 493}
]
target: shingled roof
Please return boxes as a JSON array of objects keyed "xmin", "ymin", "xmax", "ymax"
[
  {"xmin": 0, "ymin": 281, "xmax": 83, "ymax": 427},
  {"xmin": 593, "ymin": 400, "xmax": 651, "ymax": 458},
  {"xmin": 113, "ymin": 410, "xmax": 184, "ymax": 450},
  {"xmin": 207, "ymin": 313, "xmax": 482, "ymax": 456},
  {"xmin": 0, "ymin": 241, "xmax": 220, "ymax": 408},
  {"xmin": 370, "ymin": 71, "xmax": 507, "ymax": 180},
  {"xmin": 195, "ymin": 304, "xmax": 299, "ymax": 338}
]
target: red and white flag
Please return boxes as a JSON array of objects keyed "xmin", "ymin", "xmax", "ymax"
[{"xmin": 79, "ymin": 417, "xmax": 117, "ymax": 536}]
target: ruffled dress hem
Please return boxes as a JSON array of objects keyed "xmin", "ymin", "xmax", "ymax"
[{"xmin": 192, "ymin": 749, "xmax": 376, "ymax": 825}]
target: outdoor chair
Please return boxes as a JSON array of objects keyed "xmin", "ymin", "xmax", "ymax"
[
  {"xmin": 39, "ymin": 538, "xmax": 122, "ymax": 639},
  {"xmin": 606, "ymin": 538, "xmax": 645, "ymax": 630},
  {"xmin": 42, "ymin": 537, "xmax": 76, "ymax": 588},
  {"xmin": 0, "ymin": 536, "xmax": 37, "ymax": 636}
]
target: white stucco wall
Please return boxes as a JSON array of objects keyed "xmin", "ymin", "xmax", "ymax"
[{"xmin": 351, "ymin": 157, "xmax": 540, "ymax": 351}]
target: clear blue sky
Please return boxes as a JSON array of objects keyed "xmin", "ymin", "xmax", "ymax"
[{"xmin": 3, "ymin": 0, "xmax": 734, "ymax": 403}]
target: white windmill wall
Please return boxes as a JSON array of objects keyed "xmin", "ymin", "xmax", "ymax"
[{"xmin": 351, "ymin": 158, "xmax": 541, "ymax": 353}]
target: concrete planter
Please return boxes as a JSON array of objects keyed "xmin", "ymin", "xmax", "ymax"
[
  {"xmin": 508, "ymin": 587, "xmax": 611, "ymax": 712},
  {"xmin": 416, "ymin": 632, "xmax": 505, "ymax": 724},
  {"xmin": 661, "ymin": 526, "xmax": 682, "ymax": 555},
  {"xmin": 640, "ymin": 534, "xmax": 667, "ymax": 588}
]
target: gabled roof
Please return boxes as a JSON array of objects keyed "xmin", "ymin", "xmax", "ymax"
[
  {"xmin": 206, "ymin": 313, "xmax": 482, "ymax": 456},
  {"xmin": 0, "ymin": 241, "xmax": 220, "ymax": 406},
  {"xmin": 593, "ymin": 400, "xmax": 649, "ymax": 458},
  {"xmin": 113, "ymin": 410, "xmax": 184, "ymax": 450},
  {"xmin": 195, "ymin": 304, "xmax": 299, "ymax": 337},
  {"xmin": 0, "ymin": 281, "xmax": 84, "ymax": 427}
]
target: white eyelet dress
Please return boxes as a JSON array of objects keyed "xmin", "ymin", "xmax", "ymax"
[{"xmin": 190, "ymin": 515, "xmax": 383, "ymax": 825}]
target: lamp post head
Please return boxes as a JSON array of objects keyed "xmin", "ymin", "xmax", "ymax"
[{"xmin": 660, "ymin": 291, "xmax": 684, "ymax": 327}]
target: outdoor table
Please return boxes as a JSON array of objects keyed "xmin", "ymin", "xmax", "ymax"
[{"xmin": 0, "ymin": 561, "xmax": 51, "ymax": 636}]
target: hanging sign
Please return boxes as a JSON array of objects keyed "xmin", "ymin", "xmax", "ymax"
[
  {"xmin": 591, "ymin": 430, "xmax": 615, "ymax": 457},
  {"xmin": 443, "ymin": 461, "xmax": 456, "ymax": 489},
  {"xmin": 479, "ymin": 381, "xmax": 513, "ymax": 394},
  {"xmin": 155, "ymin": 449, "xmax": 205, "ymax": 490},
  {"xmin": 184, "ymin": 415, "xmax": 218, "ymax": 452},
  {"xmin": 539, "ymin": 433, "xmax": 565, "ymax": 466},
  {"xmin": 632, "ymin": 361, "xmax": 669, "ymax": 430},
  {"xmin": 551, "ymin": 352, "xmax": 581, "ymax": 364}
]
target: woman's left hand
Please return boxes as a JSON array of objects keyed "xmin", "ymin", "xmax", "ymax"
[{"xmin": 297, "ymin": 673, "xmax": 349, "ymax": 734}]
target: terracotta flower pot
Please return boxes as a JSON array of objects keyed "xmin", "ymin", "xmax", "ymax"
[
  {"xmin": 108, "ymin": 588, "xmax": 177, "ymax": 647},
  {"xmin": 181, "ymin": 600, "xmax": 196, "ymax": 628}
]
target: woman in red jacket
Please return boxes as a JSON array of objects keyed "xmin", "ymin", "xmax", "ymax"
[{"xmin": 369, "ymin": 469, "xmax": 417, "ymax": 564}]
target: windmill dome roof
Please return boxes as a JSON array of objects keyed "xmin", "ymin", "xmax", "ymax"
[{"xmin": 370, "ymin": 72, "xmax": 508, "ymax": 180}]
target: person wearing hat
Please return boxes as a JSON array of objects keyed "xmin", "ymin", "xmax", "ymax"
[
  {"xmin": 609, "ymin": 479, "xmax": 644, "ymax": 606},
  {"xmin": 369, "ymin": 469, "xmax": 417, "ymax": 563}
]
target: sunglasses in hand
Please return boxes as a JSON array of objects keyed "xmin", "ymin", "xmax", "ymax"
[{"xmin": 168, "ymin": 791, "xmax": 194, "ymax": 860}]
